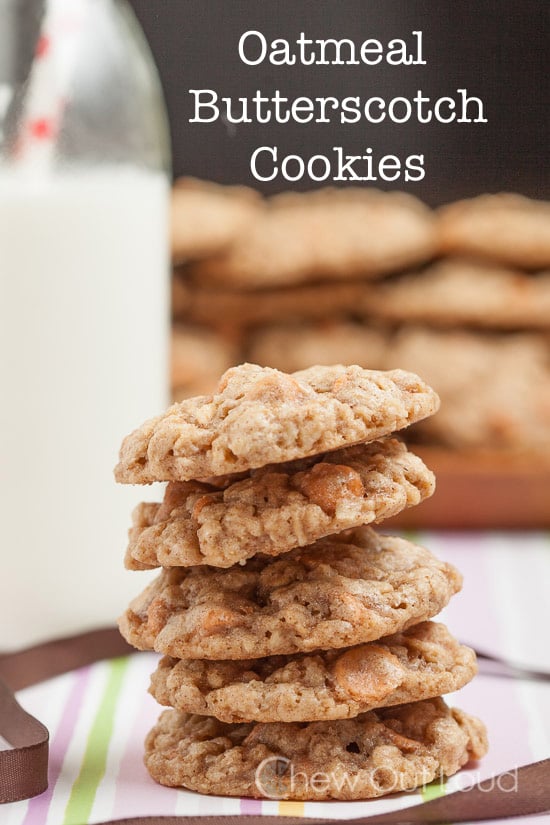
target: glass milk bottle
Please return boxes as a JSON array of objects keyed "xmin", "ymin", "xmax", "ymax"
[{"xmin": 0, "ymin": 0, "xmax": 170, "ymax": 649}]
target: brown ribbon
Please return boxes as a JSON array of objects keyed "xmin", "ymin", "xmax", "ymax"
[
  {"xmin": 0, "ymin": 678, "xmax": 49, "ymax": 803},
  {"xmin": 0, "ymin": 627, "xmax": 133, "ymax": 692},
  {"xmin": 0, "ymin": 628, "xmax": 132, "ymax": 803},
  {"xmin": 0, "ymin": 628, "xmax": 549, "ymax": 824}
]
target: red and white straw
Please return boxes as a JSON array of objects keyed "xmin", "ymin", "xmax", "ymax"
[{"xmin": 15, "ymin": 0, "xmax": 89, "ymax": 169}]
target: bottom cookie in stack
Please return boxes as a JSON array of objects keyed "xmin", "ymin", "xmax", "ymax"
[{"xmin": 144, "ymin": 697, "xmax": 486, "ymax": 801}]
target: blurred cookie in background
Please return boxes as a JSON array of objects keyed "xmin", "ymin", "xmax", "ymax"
[
  {"xmin": 250, "ymin": 322, "xmax": 550, "ymax": 452},
  {"xmin": 386, "ymin": 327, "xmax": 550, "ymax": 451},
  {"xmin": 248, "ymin": 321, "xmax": 388, "ymax": 374},
  {"xmin": 437, "ymin": 194, "xmax": 550, "ymax": 269},
  {"xmin": 171, "ymin": 178, "xmax": 261, "ymax": 263},
  {"xmin": 362, "ymin": 259, "xmax": 550, "ymax": 329},
  {"xmin": 187, "ymin": 188, "xmax": 437, "ymax": 289},
  {"xmin": 172, "ymin": 278, "xmax": 368, "ymax": 326}
]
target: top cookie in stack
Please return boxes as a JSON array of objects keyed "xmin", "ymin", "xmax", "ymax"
[{"xmin": 115, "ymin": 362, "xmax": 439, "ymax": 484}]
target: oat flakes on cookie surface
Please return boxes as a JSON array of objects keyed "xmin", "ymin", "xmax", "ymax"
[
  {"xmin": 125, "ymin": 438, "xmax": 435, "ymax": 570},
  {"xmin": 149, "ymin": 621, "xmax": 477, "ymax": 723},
  {"xmin": 114, "ymin": 363, "xmax": 440, "ymax": 484},
  {"xmin": 118, "ymin": 527, "xmax": 461, "ymax": 660},
  {"xmin": 144, "ymin": 697, "xmax": 488, "ymax": 800},
  {"xmin": 437, "ymin": 193, "xmax": 550, "ymax": 269}
]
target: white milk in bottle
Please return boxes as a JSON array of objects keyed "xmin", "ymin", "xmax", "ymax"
[{"xmin": 0, "ymin": 0, "xmax": 170, "ymax": 648}]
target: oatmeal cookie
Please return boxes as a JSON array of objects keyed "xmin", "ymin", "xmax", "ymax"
[
  {"xmin": 437, "ymin": 194, "xmax": 550, "ymax": 269},
  {"xmin": 364, "ymin": 258, "xmax": 550, "ymax": 329},
  {"xmin": 125, "ymin": 438, "xmax": 435, "ymax": 570},
  {"xmin": 119, "ymin": 527, "xmax": 462, "ymax": 659},
  {"xmin": 187, "ymin": 188, "xmax": 437, "ymax": 288},
  {"xmin": 248, "ymin": 322, "xmax": 387, "ymax": 374},
  {"xmin": 171, "ymin": 178, "xmax": 260, "ymax": 262},
  {"xmin": 115, "ymin": 363, "xmax": 439, "ymax": 484},
  {"xmin": 149, "ymin": 622, "xmax": 476, "ymax": 722},
  {"xmin": 171, "ymin": 276, "xmax": 369, "ymax": 325},
  {"xmin": 171, "ymin": 325, "xmax": 240, "ymax": 392},
  {"xmin": 144, "ymin": 697, "xmax": 487, "ymax": 799},
  {"xmin": 386, "ymin": 328, "xmax": 550, "ymax": 450}
]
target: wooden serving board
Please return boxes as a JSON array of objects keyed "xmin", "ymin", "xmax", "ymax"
[{"xmin": 386, "ymin": 447, "xmax": 550, "ymax": 530}]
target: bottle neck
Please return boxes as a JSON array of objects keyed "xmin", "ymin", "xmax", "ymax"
[{"xmin": 0, "ymin": 0, "xmax": 170, "ymax": 175}]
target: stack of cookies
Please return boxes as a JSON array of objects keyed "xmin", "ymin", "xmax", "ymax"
[{"xmin": 115, "ymin": 363, "xmax": 487, "ymax": 801}]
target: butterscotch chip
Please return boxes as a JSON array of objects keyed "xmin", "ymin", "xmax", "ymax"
[
  {"xmin": 386, "ymin": 328, "xmax": 550, "ymax": 450},
  {"xmin": 149, "ymin": 622, "xmax": 477, "ymax": 723},
  {"xmin": 171, "ymin": 178, "xmax": 260, "ymax": 262},
  {"xmin": 172, "ymin": 276, "xmax": 369, "ymax": 325},
  {"xmin": 248, "ymin": 322, "xmax": 387, "ymax": 374},
  {"xmin": 437, "ymin": 194, "xmax": 550, "ymax": 269},
  {"xmin": 118, "ymin": 527, "xmax": 462, "ymax": 659},
  {"xmin": 144, "ymin": 697, "xmax": 488, "ymax": 799},
  {"xmin": 125, "ymin": 438, "xmax": 435, "ymax": 570},
  {"xmin": 363, "ymin": 258, "xmax": 550, "ymax": 329},
  {"xmin": 114, "ymin": 363, "xmax": 439, "ymax": 484},
  {"xmin": 188, "ymin": 188, "xmax": 437, "ymax": 289}
]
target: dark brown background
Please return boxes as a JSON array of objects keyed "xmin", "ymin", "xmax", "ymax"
[{"xmin": 129, "ymin": 0, "xmax": 549, "ymax": 206}]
